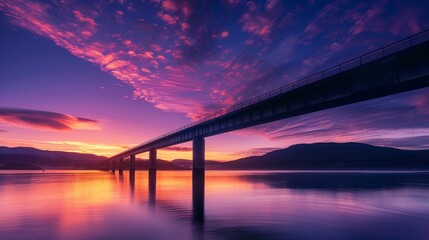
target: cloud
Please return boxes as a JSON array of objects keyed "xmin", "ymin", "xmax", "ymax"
[
  {"xmin": 0, "ymin": 108, "xmax": 99, "ymax": 131},
  {"xmin": 72, "ymin": 10, "xmax": 96, "ymax": 28},
  {"xmin": 105, "ymin": 60, "xmax": 129, "ymax": 70},
  {"xmin": 157, "ymin": 12, "xmax": 176, "ymax": 25},
  {"xmin": 141, "ymin": 67, "xmax": 151, "ymax": 73},
  {"xmin": 1, "ymin": 0, "xmax": 428, "ymax": 145},
  {"xmin": 162, "ymin": 1, "xmax": 177, "ymax": 12}
]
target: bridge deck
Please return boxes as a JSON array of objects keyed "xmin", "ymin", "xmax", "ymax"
[{"xmin": 110, "ymin": 30, "xmax": 429, "ymax": 161}]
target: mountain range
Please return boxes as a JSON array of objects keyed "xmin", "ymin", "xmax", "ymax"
[{"xmin": 1, "ymin": 143, "xmax": 428, "ymax": 170}]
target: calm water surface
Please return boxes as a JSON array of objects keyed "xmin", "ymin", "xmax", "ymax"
[{"xmin": 1, "ymin": 170, "xmax": 429, "ymax": 240}]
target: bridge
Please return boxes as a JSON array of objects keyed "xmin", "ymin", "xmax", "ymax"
[{"xmin": 107, "ymin": 30, "xmax": 429, "ymax": 179}]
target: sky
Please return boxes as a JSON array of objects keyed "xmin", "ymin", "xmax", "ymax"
[{"xmin": 1, "ymin": 0, "xmax": 429, "ymax": 160}]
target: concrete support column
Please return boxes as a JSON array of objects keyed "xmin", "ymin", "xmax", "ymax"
[
  {"xmin": 119, "ymin": 158, "xmax": 124, "ymax": 175},
  {"xmin": 111, "ymin": 160, "xmax": 116, "ymax": 173},
  {"xmin": 192, "ymin": 137, "xmax": 205, "ymax": 225},
  {"xmin": 193, "ymin": 137, "xmax": 205, "ymax": 170},
  {"xmin": 149, "ymin": 149, "xmax": 157, "ymax": 171},
  {"xmin": 130, "ymin": 155, "xmax": 136, "ymax": 172}
]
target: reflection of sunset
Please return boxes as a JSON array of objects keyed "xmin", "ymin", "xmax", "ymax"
[
  {"xmin": 2, "ymin": 0, "xmax": 429, "ymax": 159},
  {"xmin": 0, "ymin": 171, "xmax": 115, "ymax": 233},
  {"xmin": 1, "ymin": 170, "xmax": 429, "ymax": 239}
]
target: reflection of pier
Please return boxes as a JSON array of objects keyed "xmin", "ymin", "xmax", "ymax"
[
  {"xmin": 126, "ymin": 169, "xmax": 205, "ymax": 227},
  {"xmin": 148, "ymin": 170, "xmax": 156, "ymax": 205},
  {"xmin": 192, "ymin": 169, "xmax": 205, "ymax": 226}
]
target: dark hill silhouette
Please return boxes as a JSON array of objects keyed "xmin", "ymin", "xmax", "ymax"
[
  {"xmin": 221, "ymin": 142, "xmax": 429, "ymax": 170},
  {"xmin": 0, "ymin": 162, "xmax": 43, "ymax": 170},
  {"xmin": 0, "ymin": 146, "xmax": 107, "ymax": 169},
  {"xmin": 0, "ymin": 146, "xmax": 184, "ymax": 170},
  {"xmin": 2, "ymin": 143, "xmax": 429, "ymax": 170},
  {"xmin": 169, "ymin": 143, "xmax": 429, "ymax": 170}
]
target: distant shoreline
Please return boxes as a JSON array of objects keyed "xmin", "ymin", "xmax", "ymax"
[
  {"xmin": 2, "ymin": 142, "xmax": 429, "ymax": 170},
  {"xmin": 1, "ymin": 168, "xmax": 428, "ymax": 172}
]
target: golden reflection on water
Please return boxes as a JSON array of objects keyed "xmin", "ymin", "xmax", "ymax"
[{"xmin": 1, "ymin": 170, "xmax": 429, "ymax": 240}]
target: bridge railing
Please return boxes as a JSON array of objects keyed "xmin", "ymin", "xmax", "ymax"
[{"xmin": 126, "ymin": 29, "xmax": 429, "ymax": 154}]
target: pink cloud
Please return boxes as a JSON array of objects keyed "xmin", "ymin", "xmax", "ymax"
[
  {"xmin": 389, "ymin": 9, "xmax": 422, "ymax": 35},
  {"xmin": 82, "ymin": 31, "xmax": 92, "ymax": 37},
  {"xmin": 157, "ymin": 12, "xmax": 176, "ymax": 25},
  {"xmin": 141, "ymin": 68, "xmax": 151, "ymax": 73},
  {"xmin": 329, "ymin": 42, "xmax": 344, "ymax": 52},
  {"xmin": 105, "ymin": 60, "xmax": 129, "ymax": 70},
  {"xmin": 141, "ymin": 51, "xmax": 154, "ymax": 59},
  {"xmin": 157, "ymin": 55, "xmax": 167, "ymax": 61},
  {"xmin": 162, "ymin": 1, "xmax": 177, "ymax": 12},
  {"xmin": 346, "ymin": 1, "xmax": 384, "ymax": 35},
  {"xmin": 181, "ymin": 22, "xmax": 189, "ymax": 30},
  {"xmin": 304, "ymin": 22, "xmax": 320, "ymax": 35},
  {"xmin": 221, "ymin": 31, "xmax": 229, "ymax": 38},
  {"xmin": 240, "ymin": 13, "xmax": 273, "ymax": 38},
  {"xmin": 72, "ymin": 10, "xmax": 96, "ymax": 28}
]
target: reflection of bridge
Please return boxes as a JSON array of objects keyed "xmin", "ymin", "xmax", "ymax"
[
  {"xmin": 127, "ymin": 171, "xmax": 205, "ymax": 228},
  {"xmin": 108, "ymin": 30, "xmax": 429, "ymax": 190}
]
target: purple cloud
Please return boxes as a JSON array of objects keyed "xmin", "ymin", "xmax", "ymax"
[{"xmin": 0, "ymin": 108, "xmax": 99, "ymax": 131}]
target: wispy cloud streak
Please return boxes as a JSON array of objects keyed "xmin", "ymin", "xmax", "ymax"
[{"xmin": 0, "ymin": 108, "xmax": 99, "ymax": 131}]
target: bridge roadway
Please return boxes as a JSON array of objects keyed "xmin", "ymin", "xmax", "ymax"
[{"xmin": 108, "ymin": 30, "xmax": 429, "ymax": 175}]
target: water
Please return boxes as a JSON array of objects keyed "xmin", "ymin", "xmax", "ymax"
[{"xmin": 1, "ymin": 170, "xmax": 429, "ymax": 240}]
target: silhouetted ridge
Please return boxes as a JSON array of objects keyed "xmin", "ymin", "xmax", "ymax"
[
  {"xmin": 222, "ymin": 142, "xmax": 429, "ymax": 170},
  {"xmin": 0, "ymin": 146, "xmax": 107, "ymax": 169}
]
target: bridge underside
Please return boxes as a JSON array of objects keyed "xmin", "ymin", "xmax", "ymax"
[{"xmin": 104, "ymin": 35, "xmax": 429, "ymax": 198}]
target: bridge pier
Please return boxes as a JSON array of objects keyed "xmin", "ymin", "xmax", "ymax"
[
  {"xmin": 111, "ymin": 160, "xmax": 116, "ymax": 173},
  {"xmin": 193, "ymin": 137, "xmax": 205, "ymax": 171},
  {"xmin": 192, "ymin": 137, "xmax": 205, "ymax": 225},
  {"xmin": 130, "ymin": 155, "xmax": 136, "ymax": 172},
  {"xmin": 149, "ymin": 149, "xmax": 157, "ymax": 171},
  {"xmin": 119, "ymin": 158, "xmax": 124, "ymax": 175}
]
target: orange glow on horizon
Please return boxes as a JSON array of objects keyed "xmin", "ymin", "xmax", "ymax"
[{"xmin": 0, "ymin": 137, "xmax": 244, "ymax": 161}]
